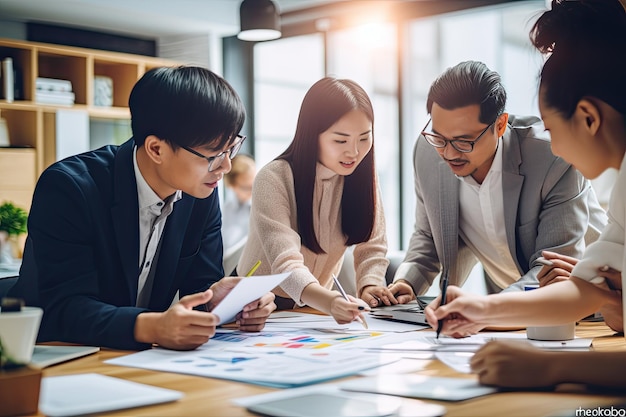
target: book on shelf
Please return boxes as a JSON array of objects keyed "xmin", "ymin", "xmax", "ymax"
[
  {"xmin": 35, "ymin": 91, "xmax": 75, "ymax": 105},
  {"xmin": 36, "ymin": 77, "xmax": 73, "ymax": 93}
]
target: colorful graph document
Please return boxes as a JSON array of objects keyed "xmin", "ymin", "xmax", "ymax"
[{"xmin": 106, "ymin": 329, "xmax": 398, "ymax": 388}]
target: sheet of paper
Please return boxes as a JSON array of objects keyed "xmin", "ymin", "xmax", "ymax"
[
  {"xmin": 340, "ymin": 374, "xmax": 498, "ymax": 402},
  {"xmin": 370, "ymin": 331, "xmax": 593, "ymax": 351},
  {"xmin": 212, "ymin": 272, "xmax": 290, "ymax": 324},
  {"xmin": 39, "ymin": 373, "xmax": 182, "ymax": 417},
  {"xmin": 437, "ymin": 332, "xmax": 594, "ymax": 349},
  {"xmin": 265, "ymin": 311, "xmax": 424, "ymax": 332},
  {"xmin": 106, "ymin": 345, "xmax": 397, "ymax": 388},
  {"xmin": 434, "ymin": 351, "xmax": 475, "ymax": 374},
  {"xmin": 358, "ymin": 357, "xmax": 431, "ymax": 376}
]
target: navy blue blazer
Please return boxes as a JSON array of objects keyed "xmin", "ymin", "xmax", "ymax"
[{"xmin": 10, "ymin": 138, "xmax": 224, "ymax": 350}]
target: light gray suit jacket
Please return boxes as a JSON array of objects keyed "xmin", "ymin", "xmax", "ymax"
[{"xmin": 394, "ymin": 115, "xmax": 607, "ymax": 295}]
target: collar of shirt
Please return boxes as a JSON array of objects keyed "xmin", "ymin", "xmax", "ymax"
[{"xmin": 133, "ymin": 146, "xmax": 182, "ymax": 215}]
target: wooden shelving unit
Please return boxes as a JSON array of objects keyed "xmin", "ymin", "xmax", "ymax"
[{"xmin": 0, "ymin": 38, "xmax": 179, "ymax": 210}]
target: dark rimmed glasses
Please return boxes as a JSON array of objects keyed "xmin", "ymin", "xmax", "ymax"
[
  {"xmin": 181, "ymin": 134, "xmax": 246, "ymax": 172},
  {"xmin": 421, "ymin": 118, "xmax": 494, "ymax": 153}
]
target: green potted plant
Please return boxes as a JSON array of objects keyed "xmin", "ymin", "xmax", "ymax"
[{"xmin": 0, "ymin": 202, "xmax": 28, "ymax": 263}]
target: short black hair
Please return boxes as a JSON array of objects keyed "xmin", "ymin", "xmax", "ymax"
[
  {"xmin": 426, "ymin": 60, "xmax": 506, "ymax": 125},
  {"xmin": 129, "ymin": 66, "xmax": 246, "ymax": 150}
]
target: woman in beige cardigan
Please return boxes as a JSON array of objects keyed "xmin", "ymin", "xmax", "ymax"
[{"xmin": 238, "ymin": 77, "xmax": 396, "ymax": 325}]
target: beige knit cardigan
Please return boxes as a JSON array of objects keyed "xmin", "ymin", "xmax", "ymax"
[{"xmin": 238, "ymin": 159, "xmax": 389, "ymax": 305}]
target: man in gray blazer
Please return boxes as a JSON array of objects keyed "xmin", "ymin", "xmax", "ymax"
[{"xmin": 388, "ymin": 61, "xmax": 607, "ymax": 301}]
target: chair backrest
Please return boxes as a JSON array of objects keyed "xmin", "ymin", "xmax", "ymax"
[
  {"xmin": 385, "ymin": 250, "xmax": 406, "ymax": 285},
  {"xmin": 223, "ymin": 237, "xmax": 248, "ymax": 277},
  {"xmin": 0, "ymin": 276, "xmax": 18, "ymax": 300},
  {"xmin": 337, "ymin": 249, "xmax": 407, "ymax": 295},
  {"xmin": 337, "ymin": 247, "xmax": 357, "ymax": 296}
]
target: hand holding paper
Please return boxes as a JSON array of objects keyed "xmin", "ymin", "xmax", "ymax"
[{"xmin": 210, "ymin": 273, "xmax": 290, "ymax": 325}]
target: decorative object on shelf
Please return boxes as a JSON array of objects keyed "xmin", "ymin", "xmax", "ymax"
[
  {"xmin": 0, "ymin": 202, "xmax": 28, "ymax": 264},
  {"xmin": 2, "ymin": 57, "xmax": 14, "ymax": 103},
  {"xmin": 94, "ymin": 75, "xmax": 113, "ymax": 107},
  {"xmin": 0, "ymin": 110, "xmax": 9, "ymax": 147},
  {"xmin": 238, "ymin": 0, "xmax": 281, "ymax": 41},
  {"xmin": 35, "ymin": 77, "xmax": 75, "ymax": 105}
]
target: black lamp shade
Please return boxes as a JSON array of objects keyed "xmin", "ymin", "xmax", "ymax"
[{"xmin": 238, "ymin": 0, "xmax": 282, "ymax": 41}]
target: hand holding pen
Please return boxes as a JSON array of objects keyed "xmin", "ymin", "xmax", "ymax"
[
  {"xmin": 436, "ymin": 271, "xmax": 449, "ymax": 339},
  {"xmin": 332, "ymin": 274, "xmax": 370, "ymax": 329},
  {"xmin": 425, "ymin": 285, "xmax": 491, "ymax": 338},
  {"xmin": 536, "ymin": 252, "xmax": 577, "ymax": 287}
]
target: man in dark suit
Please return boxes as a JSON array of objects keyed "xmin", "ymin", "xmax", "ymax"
[{"xmin": 9, "ymin": 66, "xmax": 275, "ymax": 351}]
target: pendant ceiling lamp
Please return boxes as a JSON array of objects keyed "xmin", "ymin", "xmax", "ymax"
[{"xmin": 238, "ymin": 0, "xmax": 282, "ymax": 41}]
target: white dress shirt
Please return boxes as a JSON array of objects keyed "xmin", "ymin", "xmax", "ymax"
[
  {"xmin": 458, "ymin": 140, "xmax": 520, "ymax": 289},
  {"xmin": 133, "ymin": 147, "xmax": 181, "ymax": 307}
]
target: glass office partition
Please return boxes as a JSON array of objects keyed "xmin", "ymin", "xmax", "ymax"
[
  {"xmin": 253, "ymin": 34, "xmax": 324, "ymax": 169},
  {"xmin": 402, "ymin": 2, "xmax": 546, "ymax": 248},
  {"xmin": 326, "ymin": 23, "xmax": 400, "ymax": 250},
  {"xmin": 249, "ymin": 1, "xmax": 612, "ymax": 255}
]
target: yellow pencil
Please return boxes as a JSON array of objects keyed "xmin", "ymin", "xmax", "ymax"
[{"xmin": 245, "ymin": 260, "xmax": 262, "ymax": 277}]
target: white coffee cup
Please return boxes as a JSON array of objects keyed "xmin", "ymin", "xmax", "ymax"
[
  {"xmin": 0, "ymin": 306, "xmax": 43, "ymax": 365},
  {"xmin": 526, "ymin": 322, "xmax": 576, "ymax": 341},
  {"xmin": 524, "ymin": 284, "xmax": 575, "ymax": 340}
]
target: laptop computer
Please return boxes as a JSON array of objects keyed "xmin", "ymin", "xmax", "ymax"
[
  {"xmin": 368, "ymin": 296, "xmax": 434, "ymax": 326},
  {"xmin": 31, "ymin": 345, "xmax": 100, "ymax": 368}
]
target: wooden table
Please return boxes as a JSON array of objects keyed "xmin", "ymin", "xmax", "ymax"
[{"xmin": 36, "ymin": 318, "xmax": 626, "ymax": 417}]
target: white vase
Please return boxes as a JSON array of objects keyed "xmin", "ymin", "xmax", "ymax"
[{"xmin": 0, "ymin": 230, "xmax": 14, "ymax": 265}]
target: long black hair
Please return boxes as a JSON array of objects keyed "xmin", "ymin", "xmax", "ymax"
[
  {"xmin": 530, "ymin": 0, "xmax": 626, "ymax": 118},
  {"xmin": 278, "ymin": 77, "xmax": 377, "ymax": 254}
]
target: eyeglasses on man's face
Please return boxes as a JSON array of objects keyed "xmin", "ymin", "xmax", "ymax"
[
  {"xmin": 421, "ymin": 118, "xmax": 495, "ymax": 153},
  {"xmin": 181, "ymin": 134, "xmax": 246, "ymax": 172}
]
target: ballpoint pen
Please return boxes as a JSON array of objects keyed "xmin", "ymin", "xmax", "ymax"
[
  {"xmin": 331, "ymin": 274, "xmax": 368, "ymax": 329},
  {"xmin": 245, "ymin": 260, "xmax": 262, "ymax": 277},
  {"xmin": 436, "ymin": 270, "xmax": 449, "ymax": 339}
]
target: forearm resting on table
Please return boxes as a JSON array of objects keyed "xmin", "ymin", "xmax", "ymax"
[{"xmin": 485, "ymin": 279, "xmax": 615, "ymax": 327}]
